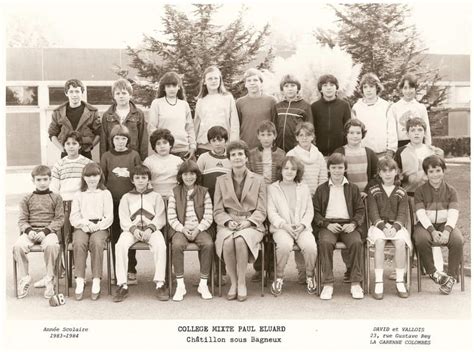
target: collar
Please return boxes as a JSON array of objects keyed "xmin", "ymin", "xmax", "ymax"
[
  {"xmin": 85, "ymin": 188, "xmax": 103, "ymax": 193},
  {"xmin": 33, "ymin": 189, "xmax": 52, "ymax": 195},
  {"xmin": 110, "ymin": 148, "xmax": 131, "ymax": 155},
  {"xmin": 210, "ymin": 150, "xmax": 228, "ymax": 159},
  {"xmin": 257, "ymin": 144, "xmax": 278, "ymax": 152},
  {"xmin": 329, "ymin": 177, "xmax": 349, "ymax": 187},
  {"xmin": 129, "ymin": 187, "xmax": 154, "ymax": 195},
  {"xmin": 428, "ymin": 180, "xmax": 446, "ymax": 191}
]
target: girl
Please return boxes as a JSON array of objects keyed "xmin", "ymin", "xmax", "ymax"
[
  {"xmin": 367, "ymin": 157, "xmax": 412, "ymax": 299},
  {"xmin": 70, "ymin": 162, "xmax": 113, "ymax": 301},
  {"xmin": 194, "ymin": 66, "xmax": 239, "ymax": 155},
  {"xmin": 214, "ymin": 141, "xmax": 266, "ymax": 301},
  {"xmin": 267, "ymin": 156, "xmax": 317, "ymax": 296},
  {"xmin": 148, "ymin": 72, "xmax": 196, "ymax": 160},
  {"xmin": 286, "ymin": 122, "xmax": 327, "ymax": 195},
  {"xmin": 167, "ymin": 160, "xmax": 214, "ymax": 301}
]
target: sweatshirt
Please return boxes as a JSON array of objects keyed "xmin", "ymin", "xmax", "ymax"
[
  {"xmin": 143, "ymin": 153, "xmax": 183, "ymax": 197},
  {"xmin": 18, "ymin": 190, "xmax": 64, "ymax": 234},
  {"xmin": 311, "ymin": 97, "xmax": 352, "ymax": 156},
  {"xmin": 148, "ymin": 97, "xmax": 196, "ymax": 153},
  {"xmin": 50, "ymin": 155, "xmax": 93, "ymax": 201},
  {"xmin": 275, "ymin": 97, "xmax": 313, "ymax": 152},
  {"xmin": 352, "ymin": 97, "xmax": 397, "ymax": 153},
  {"xmin": 387, "ymin": 98, "xmax": 432, "ymax": 145},
  {"xmin": 70, "ymin": 189, "xmax": 114, "ymax": 231}
]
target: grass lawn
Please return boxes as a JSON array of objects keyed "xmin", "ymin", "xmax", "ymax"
[{"xmin": 444, "ymin": 163, "xmax": 470, "ymax": 265}]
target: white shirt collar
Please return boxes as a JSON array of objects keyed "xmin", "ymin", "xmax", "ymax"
[{"xmin": 328, "ymin": 177, "xmax": 349, "ymax": 187}]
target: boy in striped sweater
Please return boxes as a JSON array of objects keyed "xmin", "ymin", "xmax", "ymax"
[
  {"xmin": 13, "ymin": 165, "xmax": 64, "ymax": 299},
  {"xmin": 413, "ymin": 155, "xmax": 463, "ymax": 295}
]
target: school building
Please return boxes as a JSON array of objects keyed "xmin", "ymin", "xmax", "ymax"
[{"xmin": 5, "ymin": 48, "xmax": 471, "ymax": 169}]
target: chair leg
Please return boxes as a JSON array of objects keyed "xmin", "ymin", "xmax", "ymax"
[
  {"xmin": 211, "ymin": 258, "xmax": 215, "ymax": 297},
  {"xmin": 55, "ymin": 252, "xmax": 61, "ymax": 295},
  {"xmin": 261, "ymin": 244, "xmax": 265, "ymax": 297},
  {"xmin": 13, "ymin": 256, "xmax": 18, "ymax": 298},
  {"xmin": 406, "ymin": 246, "xmax": 411, "ymax": 294},
  {"xmin": 168, "ymin": 245, "xmax": 173, "ymax": 296},
  {"xmin": 365, "ymin": 243, "xmax": 370, "ymax": 294},
  {"xmin": 317, "ymin": 253, "xmax": 322, "ymax": 296},
  {"xmin": 416, "ymin": 249, "xmax": 422, "ymax": 292},
  {"xmin": 107, "ymin": 242, "xmax": 112, "ymax": 295},
  {"xmin": 273, "ymin": 242, "xmax": 277, "ymax": 283},
  {"xmin": 218, "ymin": 255, "xmax": 222, "ymax": 297},
  {"xmin": 460, "ymin": 253, "xmax": 465, "ymax": 292}
]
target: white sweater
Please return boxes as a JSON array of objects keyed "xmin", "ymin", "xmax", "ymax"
[
  {"xmin": 352, "ymin": 97, "xmax": 397, "ymax": 153},
  {"xmin": 70, "ymin": 189, "xmax": 114, "ymax": 230},
  {"xmin": 50, "ymin": 155, "xmax": 93, "ymax": 201},
  {"xmin": 267, "ymin": 181, "xmax": 314, "ymax": 233},
  {"xmin": 387, "ymin": 98, "xmax": 432, "ymax": 145},
  {"xmin": 194, "ymin": 94, "xmax": 239, "ymax": 149},
  {"xmin": 143, "ymin": 154, "xmax": 183, "ymax": 197},
  {"xmin": 148, "ymin": 97, "xmax": 196, "ymax": 153},
  {"xmin": 286, "ymin": 145, "xmax": 328, "ymax": 195}
]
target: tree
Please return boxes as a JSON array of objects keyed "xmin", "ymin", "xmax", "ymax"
[
  {"xmin": 315, "ymin": 3, "xmax": 446, "ymax": 109},
  {"xmin": 121, "ymin": 4, "xmax": 272, "ymax": 108}
]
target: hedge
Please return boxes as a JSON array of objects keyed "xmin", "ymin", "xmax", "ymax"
[{"xmin": 432, "ymin": 136, "xmax": 470, "ymax": 157}]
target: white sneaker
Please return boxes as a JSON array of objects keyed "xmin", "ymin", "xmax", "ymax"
[
  {"xmin": 33, "ymin": 276, "xmax": 47, "ymax": 288},
  {"xmin": 351, "ymin": 284, "xmax": 364, "ymax": 299},
  {"xmin": 197, "ymin": 284, "xmax": 213, "ymax": 300},
  {"xmin": 18, "ymin": 275, "xmax": 32, "ymax": 299},
  {"xmin": 172, "ymin": 285, "xmax": 186, "ymax": 301},
  {"xmin": 44, "ymin": 277, "xmax": 55, "ymax": 299},
  {"xmin": 320, "ymin": 285, "xmax": 333, "ymax": 300}
]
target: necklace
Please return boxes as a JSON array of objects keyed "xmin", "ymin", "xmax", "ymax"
[{"xmin": 165, "ymin": 96, "xmax": 177, "ymax": 106}]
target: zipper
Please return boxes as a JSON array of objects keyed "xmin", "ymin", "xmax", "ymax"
[
  {"xmin": 140, "ymin": 193, "xmax": 144, "ymax": 230},
  {"xmin": 282, "ymin": 101, "xmax": 291, "ymax": 150},
  {"xmin": 327, "ymin": 103, "xmax": 331, "ymax": 152}
]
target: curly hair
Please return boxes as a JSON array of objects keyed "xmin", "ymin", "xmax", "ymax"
[{"xmin": 150, "ymin": 128, "xmax": 175, "ymax": 150}]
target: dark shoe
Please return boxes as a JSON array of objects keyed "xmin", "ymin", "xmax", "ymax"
[
  {"xmin": 372, "ymin": 282, "xmax": 384, "ymax": 300},
  {"xmin": 343, "ymin": 270, "xmax": 351, "ymax": 284},
  {"xmin": 429, "ymin": 271, "xmax": 450, "ymax": 285},
  {"xmin": 396, "ymin": 281, "xmax": 409, "ymax": 298},
  {"xmin": 251, "ymin": 271, "xmax": 262, "ymax": 282},
  {"xmin": 227, "ymin": 293, "xmax": 237, "ymax": 301},
  {"xmin": 113, "ymin": 285, "xmax": 128, "ymax": 302},
  {"xmin": 91, "ymin": 291, "xmax": 101, "ymax": 301},
  {"xmin": 155, "ymin": 285, "xmax": 169, "ymax": 301},
  {"xmin": 439, "ymin": 276, "xmax": 455, "ymax": 295},
  {"xmin": 237, "ymin": 295, "xmax": 247, "ymax": 302}
]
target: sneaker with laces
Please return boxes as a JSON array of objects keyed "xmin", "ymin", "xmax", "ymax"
[
  {"xmin": 173, "ymin": 285, "xmax": 186, "ymax": 301},
  {"xmin": 18, "ymin": 275, "xmax": 31, "ymax": 299},
  {"xmin": 127, "ymin": 272, "xmax": 138, "ymax": 285},
  {"xmin": 113, "ymin": 285, "xmax": 128, "ymax": 302},
  {"xmin": 271, "ymin": 279, "xmax": 283, "ymax": 296},
  {"xmin": 320, "ymin": 285, "xmax": 333, "ymax": 300},
  {"xmin": 429, "ymin": 271, "xmax": 450, "ymax": 285},
  {"xmin": 44, "ymin": 278, "xmax": 55, "ymax": 299},
  {"xmin": 306, "ymin": 277, "xmax": 317, "ymax": 295},
  {"xmin": 197, "ymin": 284, "xmax": 213, "ymax": 300},
  {"xmin": 351, "ymin": 284, "xmax": 364, "ymax": 299},
  {"xmin": 439, "ymin": 276, "xmax": 456, "ymax": 295},
  {"xmin": 156, "ymin": 285, "xmax": 169, "ymax": 301}
]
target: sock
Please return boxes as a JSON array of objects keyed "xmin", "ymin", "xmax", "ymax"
[
  {"xmin": 176, "ymin": 278, "xmax": 185, "ymax": 287},
  {"xmin": 396, "ymin": 268, "xmax": 407, "ymax": 292},
  {"xmin": 199, "ymin": 278, "xmax": 208, "ymax": 287},
  {"xmin": 122, "ymin": 283, "xmax": 128, "ymax": 289},
  {"xmin": 75, "ymin": 277, "xmax": 84, "ymax": 293},
  {"xmin": 156, "ymin": 281, "xmax": 164, "ymax": 289},
  {"xmin": 92, "ymin": 278, "xmax": 100, "ymax": 294},
  {"xmin": 374, "ymin": 269, "xmax": 383, "ymax": 294}
]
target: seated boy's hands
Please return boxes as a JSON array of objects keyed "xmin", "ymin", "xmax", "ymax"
[
  {"xmin": 189, "ymin": 228, "xmax": 200, "ymax": 241},
  {"xmin": 282, "ymin": 224, "xmax": 298, "ymax": 239},
  {"xmin": 142, "ymin": 228, "xmax": 152, "ymax": 242},
  {"xmin": 133, "ymin": 229, "xmax": 143, "ymax": 241},
  {"xmin": 236, "ymin": 220, "xmax": 251, "ymax": 231},
  {"xmin": 182, "ymin": 228, "xmax": 193, "ymax": 240},
  {"xmin": 431, "ymin": 230, "xmax": 442, "ymax": 243},
  {"xmin": 439, "ymin": 230, "xmax": 450, "ymax": 244},
  {"xmin": 27, "ymin": 230, "xmax": 37, "ymax": 242},
  {"xmin": 36, "ymin": 231, "xmax": 46, "ymax": 242},
  {"xmin": 227, "ymin": 221, "xmax": 239, "ymax": 230},
  {"xmin": 327, "ymin": 223, "xmax": 342, "ymax": 233},
  {"xmin": 342, "ymin": 223, "xmax": 356, "ymax": 233}
]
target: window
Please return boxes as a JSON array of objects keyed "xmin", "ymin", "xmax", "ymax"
[
  {"xmin": 6, "ymin": 86, "xmax": 38, "ymax": 106},
  {"xmin": 86, "ymin": 86, "xmax": 113, "ymax": 105},
  {"xmin": 49, "ymin": 87, "xmax": 66, "ymax": 105}
]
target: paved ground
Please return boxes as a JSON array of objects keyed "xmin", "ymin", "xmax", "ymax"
[{"xmin": 4, "ymin": 193, "xmax": 471, "ymax": 321}]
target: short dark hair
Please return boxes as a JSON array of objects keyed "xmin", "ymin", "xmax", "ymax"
[
  {"xmin": 280, "ymin": 74, "xmax": 301, "ymax": 91},
  {"xmin": 80, "ymin": 162, "xmax": 106, "ymax": 192},
  {"xmin": 359, "ymin": 72, "xmax": 384, "ymax": 95},
  {"xmin": 327, "ymin": 152, "xmax": 347, "ymax": 169},
  {"xmin": 277, "ymin": 156, "xmax": 304, "ymax": 183},
  {"xmin": 257, "ymin": 120, "xmax": 277, "ymax": 135},
  {"xmin": 398, "ymin": 73, "xmax": 418, "ymax": 90},
  {"xmin": 422, "ymin": 155, "xmax": 447, "ymax": 174},
  {"xmin": 150, "ymin": 128, "xmax": 175, "ymax": 150},
  {"xmin": 31, "ymin": 165, "xmax": 51, "ymax": 178},
  {"xmin": 176, "ymin": 160, "xmax": 202, "ymax": 185},
  {"xmin": 317, "ymin": 74, "xmax": 339, "ymax": 92},
  {"xmin": 110, "ymin": 125, "xmax": 130, "ymax": 146},
  {"xmin": 64, "ymin": 79, "xmax": 85, "ymax": 93},
  {"xmin": 406, "ymin": 117, "xmax": 427, "ymax": 132},
  {"xmin": 130, "ymin": 165, "xmax": 152, "ymax": 181},
  {"xmin": 63, "ymin": 131, "xmax": 82, "ymax": 147},
  {"xmin": 207, "ymin": 125, "xmax": 228, "ymax": 142},
  {"xmin": 344, "ymin": 118, "xmax": 367, "ymax": 139},
  {"xmin": 226, "ymin": 140, "xmax": 250, "ymax": 159}
]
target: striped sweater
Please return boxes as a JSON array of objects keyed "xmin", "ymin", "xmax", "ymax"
[
  {"xmin": 367, "ymin": 183, "xmax": 408, "ymax": 231},
  {"xmin": 50, "ymin": 155, "xmax": 93, "ymax": 201},
  {"xmin": 414, "ymin": 180, "xmax": 459, "ymax": 233}
]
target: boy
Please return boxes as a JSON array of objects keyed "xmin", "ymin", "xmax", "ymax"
[
  {"xmin": 311, "ymin": 74, "xmax": 352, "ymax": 156},
  {"xmin": 13, "ymin": 165, "xmax": 64, "ymax": 299},
  {"xmin": 275, "ymin": 74, "xmax": 313, "ymax": 152},
  {"xmin": 196, "ymin": 126, "xmax": 232, "ymax": 200},
  {"xmin": 388, "ymin": 73, "xmax": 432, "ymax": 147},
  {"xmin": 413, "ymin": 155, "xmax": 463, "ymax": 295},
  {"xmin": 248, "ymin": 120, "xmax": 285, "ymax": 282},
  {"xmin": 312, "ymin": 153, "xmax": 365, "ymax": 300},
  {"xmin": 143, "ymin": 129, "xmax": 183, "ymax": 198},
  {"xmin": 113, "ymin": 165, "xmax": 168, "ymax": 302},
  {"xmin": 236, "ymin": 68, "xmax": 278, "ymax": 149},
  {"xmin": 100, "ymin": 125, "xmax": 141, "ymax": 284},
  {"xmin": 100, "ymin": 78, "xmax": 148, "ymax": 161},
  {"xmin": 48, "ymin": 79, "xmax": 101, "ymax": 160},
  {"xmin": 352, "ymin": 73, "xmax": 397, "ymax": 157}
]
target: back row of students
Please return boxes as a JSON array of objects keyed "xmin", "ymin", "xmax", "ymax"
[{"xmin": 15, "ymin": 110, "xmax": 461, "ymax": 302}]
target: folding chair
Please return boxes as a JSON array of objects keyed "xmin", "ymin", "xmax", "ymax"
[
  {"xmin": 65, "ymin": 228, "xmax": 112, "ymax": 296},
  {"xmin": 12, "ymin": 233, "xmax": 63, "ymax": 298},
  {"xmin": 168, "ymin": 242, "xmax": 215, "ymax": 296}
]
